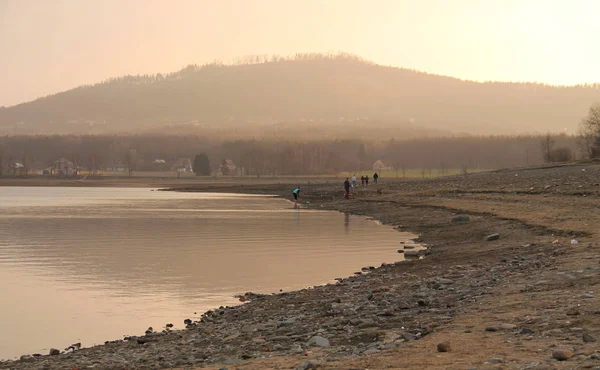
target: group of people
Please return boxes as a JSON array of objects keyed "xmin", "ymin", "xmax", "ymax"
[
  {"xmin": 344, "ymin": 172, "xmax": 379, "ymax": 199},
  {"xmin": 292, "ymin": 172, "xmax": 380, "ymax": 204},
  {"xmin": 350, "ymin": 172, "xmax": 379, "ymax": 187}
]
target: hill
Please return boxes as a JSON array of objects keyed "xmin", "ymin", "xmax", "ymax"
[{"xmin": 1, "ymin": 53, "xmax": 599, "ymax": 136}]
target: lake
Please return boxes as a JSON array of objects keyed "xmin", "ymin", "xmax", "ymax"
[{"xmin": 0, "ymin": 187, "xmax": 414, "ymax": 360}]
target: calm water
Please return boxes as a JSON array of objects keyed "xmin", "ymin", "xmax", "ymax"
[{"xmin": 0, "ymin": 187, "xmax": 414, "ymax": 359}]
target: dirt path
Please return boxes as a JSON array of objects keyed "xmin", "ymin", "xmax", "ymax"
[{"xmin": 3, "ymin": 163, "xmax": 600, "ymax": 369}]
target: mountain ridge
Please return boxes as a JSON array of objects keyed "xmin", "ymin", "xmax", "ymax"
[{"xmin": 1, "ymin": 53, "xmax": 599, "ymax": 135}]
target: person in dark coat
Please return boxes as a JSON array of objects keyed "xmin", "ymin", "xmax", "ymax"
[
  {"xmin": 344, "ymin": 178, "xmax": 351, "ymax": 199},
  {"xmin": 373, "ymin": 172, "xmax": 379, "ymax": 184}
]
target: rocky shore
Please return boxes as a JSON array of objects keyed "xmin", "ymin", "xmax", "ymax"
[{"xmin": 3, "ymin": 162, "xmax": 600, "ymax": 369}]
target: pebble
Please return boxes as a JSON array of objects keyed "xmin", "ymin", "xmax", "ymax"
[
  {"xmin": 268, "ymin": 335, "xmax": 292, "ymax": 342},
  {"xmin": 363, "ymin": 348, "xmax": 380, "ymax": 355},
  {"xmin": 437, "ymin": 342, "xmax": 451, "ymax": 352},
  {"xmin": 486, "ymin": 233, "xmax": 500, "ymax": 241},
  {"xmin": 488, "ymin": 358, "xmax": 504, "ymax": 364},
  {"xmin": 297, "ymin": 360, "xmax": 320, "ymax": 370},
  {"xmin": 452, "ymin": 215, "xmax": 471, "ymax": 223},
  {"xmin": 49, "ymin": 348, "xmax": 60, "ymax": 356},
  {"xmin": 19, "ymin": 355, "xmax": 34, "ymax": 362},
  {"xmin": 583, "ymin": 333, "xmax": 597, "ymax": 343},
  {"xmin": 307, "ymin": 336, "xmax": 330, "ymax": 347},
  {"xmin": 552, "ymin": 349, "xmax": 574, "ymax": 361}
]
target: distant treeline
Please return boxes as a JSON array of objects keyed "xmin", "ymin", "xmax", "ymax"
[{"xmin": 0, "ymin": 134, "xmax": 582, "ymax": 176}]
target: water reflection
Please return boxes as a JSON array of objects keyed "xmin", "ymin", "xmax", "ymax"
[
  {"xmin": 0, "ymin": 187, "xmax": 415, "ymax": 359},
  {"xmin": 344, "ymin": 213, "xmax": 350, "ymax": 234}
]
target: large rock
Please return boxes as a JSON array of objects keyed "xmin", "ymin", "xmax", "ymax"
[
  {"xmin": 49, "ymin": 348, "xmax": 60, "ymax": 356},
  {"xmin": 552, "ymin": 349, "xmax": 574, "ymax": 361},
  {"xmin": 307, "ymin": 336, "xmax": 330, "ymax": 347}
]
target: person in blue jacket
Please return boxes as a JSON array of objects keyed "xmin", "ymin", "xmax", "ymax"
[{"xmin": 292, "ymin": 186, "xmax": 300, "ymax": 205}]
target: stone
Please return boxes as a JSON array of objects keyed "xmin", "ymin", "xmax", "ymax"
[
  {"xmin": 437, "ymin": 278, "xmax": 454, "ymax": 285},
  {"xmin": 267, "ymin": 335, "xmax": 292, "ymax": 342},
  {"xmin": 566, "ymin": 307, "xmax": 580, "ymax": 316},
  {"xmin": 358, "ymin": 318, "xmax": 375, "ymax": 328},
  {"xmin": 49, "ymin": 348, "xmax": 60, "ymax": 356},
  {"xmin": 402, "ymin": 332, "xmax": 417, "ymax": 341},
  {"xmin": 307, "ymin": 336, "xmax": 330, "ymax": 347},
  {"xmin": 452, "ymin": 215, "xmax": 471, "ymax": 223},
  {"xmin": 277, "ymin": 318, "xmax": 296, "ymax": 326},
  {"xmin": 297, "ymin": 360, "xmax": 320, "ymax": 370},
  {"xmin": 499, "ymin": 323, "xmax": 517, "ymax": 330},
  {"xmin": 363, "ymin": 348, "xmax": 380, "ymax": 355},
  {"xmin": 583, "ymin": 333, "xmax": 596, "ymax": 343},
  {"xmin": 397, "ymin": 249, "xmax": 405, "ymax": 254},
  {"xmin": 488, "ymin": 358, "xmax": 504, "ymax": 364},
  {"xmin": 437, "ymin": 342, "xmax": 451, "ymax": 352},
  {"xmin": 552, "ymin": 349, "xmax": 574, "ymax": 361},
  {"xmin": 403, "ymin": 245, "xmax": 416, "ymax": 249},
  {"xmin": 486, "ymin": 233, "xmax": 500, "ymax": 241},
  {"xmin": 404, "ymin": 250, "xmax": 425, "ymax": 257},
  {"xmin": 19, "ymin": 355, "xmax": 35, "ymax": 362},
  {"xmin": 485, "ymin": 327, "xmax": 498, "ymax": 332}
]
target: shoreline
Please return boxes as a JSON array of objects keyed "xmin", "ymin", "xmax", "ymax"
[{"xmin": 3, "ymin": 165, "xmax": 600, "ymax": 369}]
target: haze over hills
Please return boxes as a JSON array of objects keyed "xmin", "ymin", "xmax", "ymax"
[{"xmin": 1, "ymin": 53, "xmax": 599, "ymax": 137}]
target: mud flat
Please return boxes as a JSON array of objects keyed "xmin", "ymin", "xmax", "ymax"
[{"xmin": 3, "ymin": 162, "xmax": 600, "ymax": 369}]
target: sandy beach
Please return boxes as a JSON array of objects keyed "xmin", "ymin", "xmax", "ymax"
[{"xmin": 2, "ymin": 162, "xmax": 600, "ymax": 369}]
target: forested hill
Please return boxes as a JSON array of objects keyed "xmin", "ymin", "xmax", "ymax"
[{"xmin": 1, "ymin": 54, "xmax": 599, "ymax": 136}]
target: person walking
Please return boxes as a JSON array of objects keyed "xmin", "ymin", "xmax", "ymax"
[
  {"xmin": 292, "ymin": 186, "xmax": 300, "ymax": 206},
  {"xmin": 361, "ymin": 175, "xmax": 365, "ymax": 186},
  {"xmin": 373, "ymin": 172, "xmax": 379, "ymax": 184},
  {"xmin": 365, "ymin": 174, "xmax": 369, "ymax": 186},
  {"xmin": 351, "ymin": 174, "xmax": 357, "ymax": 188},
  {"xmin": 344, "ymin": 178, "xmax": 351, "ymax": 199}
]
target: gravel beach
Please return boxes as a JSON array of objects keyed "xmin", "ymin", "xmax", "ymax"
[{"xmin": 3, "ymin": 162, "xmax": 600, "ymax": 369}]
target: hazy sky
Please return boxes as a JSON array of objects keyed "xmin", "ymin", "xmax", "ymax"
[{"xmin": 1, "ymin": 0, "xmax": 600, "ymax": 107}]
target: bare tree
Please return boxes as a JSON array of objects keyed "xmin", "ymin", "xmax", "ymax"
[
  {"xmin": 0, "ymin": 146, "xmax": 4, "ymax": 176},
  {"xmin": 540, "ymin": 132, "xmax": 555, "ymax": 162},
  {"xmin": 21, "ymin": 151, "xmax": 33, "ymax": 176},
  {"xmin": 125, "ymin": 149, "xmax": 137, "ymax": 176},
  {"xmin": 578, "ymin": 104, "xmax": 600, "ymax": 158}
]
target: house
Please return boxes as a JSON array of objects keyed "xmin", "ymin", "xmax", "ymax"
[
  {"xmin": 219, "ymin": 159, "xmax": 237, "ymax": 176},
  {"xmin": 12, "ymin": 162, "xmax": 27, "ymax": 175},
  {"xmin": 171, "ymin": 158, "xmax": 192, "ymax": 172},
  {"xmin": 152, "ymin": 159, "xmax": 168, "ymax": 171},
  {"xmin": 372, "ymin": 160, "xmax": 391, "ymax": 171},
  {"xmin": 53, "ymin": 157, "xmax": 75, "ymax": 176}
]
